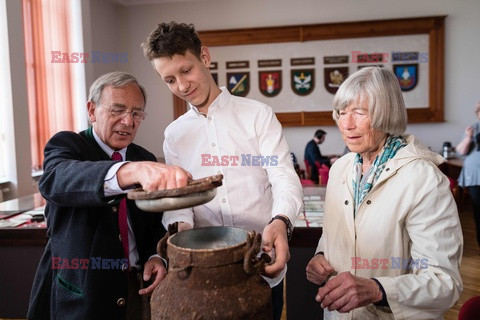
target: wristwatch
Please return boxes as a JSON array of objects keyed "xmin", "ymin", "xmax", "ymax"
[{"xmin": 269, "ymin": 215, "xmax": 293, "ymax": 241}]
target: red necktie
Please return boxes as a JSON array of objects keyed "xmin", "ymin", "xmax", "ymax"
[{"xmin": 111, "ymin": 151, "xmax": 129, "ymax": 265}]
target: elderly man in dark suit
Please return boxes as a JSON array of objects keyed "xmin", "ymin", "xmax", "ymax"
[{"xmin": 27, "ymin": 71, "xmax": 191, "ymax": 320}]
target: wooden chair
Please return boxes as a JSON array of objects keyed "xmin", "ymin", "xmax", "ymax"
[
  {"xmin": 301, "ymin": 159, "xmax": 315, "ymax": 186},
  {"xmin": 315, "ymin": 161, "xmax": 329, "ymax": 186},
  {"xmin": 295, "ymin": 167, "xmax": 306, "ymax": 179},
  {"xmin": 304, "ymin": 159, "xmax": 312, "ymax": 180},
  {"xmin": 438, "ymin": 162, "xmax": 465, "ymax": 209},
  {"xmin": 290, "ymin": 152, "xmax": 307, "ymax": 181}
]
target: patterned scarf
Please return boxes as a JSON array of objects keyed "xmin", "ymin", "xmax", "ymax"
[{"xmin": 353, "ymin": 135, "xmax": 407, "ymax": 215}]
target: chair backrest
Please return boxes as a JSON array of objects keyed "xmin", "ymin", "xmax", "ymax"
[
  {"xmin": 304, "ymin": 159, "xmax": 312, "ymax": 179},
  {"xmin": 290, "ymin": 152, "xmax": 299, "ymax": 168},
  {"xmin": 458, "ymin": 296, "xmax": 480, "ymax": 320},
  {"xmin": 317, "ymin": 162, "xmax": 330, "ymax": 186},
  {"xmin": 300, "ymin": 178, "xmax": 315, "ymax": 186}
]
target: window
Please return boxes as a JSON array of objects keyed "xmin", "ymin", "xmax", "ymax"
[
  {"xmin": 0, "ymin": 0, "xmax": 13, "ymax": 182},
  {"xmin": 22, "ymin": 0, "xmax": 86, "ymax": 171}
]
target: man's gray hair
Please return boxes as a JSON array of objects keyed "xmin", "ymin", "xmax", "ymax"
[
  {"xmin": 332, "ymin": 67, "xmax": 407, "ymax": 135},
  {"xmin": 88, "ymin": 71, "xmax": 147, "ymax": 106}
]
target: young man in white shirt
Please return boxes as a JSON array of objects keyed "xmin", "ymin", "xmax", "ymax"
[{"xmin": 142, "ymin": 22, "xmax": 303, "ymax": 319}]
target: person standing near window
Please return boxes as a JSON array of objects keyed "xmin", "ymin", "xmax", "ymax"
[{"xmin": 456, "ymin": 100, "xmax": 480, "ymax": 249}]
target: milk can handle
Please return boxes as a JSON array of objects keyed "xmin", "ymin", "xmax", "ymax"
[
  {"xmin": 243, "ymin": 231, "xmax": 272, "ymax": 275},
  {"xmin": 157, "ymin": 222, "xmax": 178, "ymax": 262},
  {"xmin": 168, "ymin": 263, "xmax": 192, "ymax": 280}
]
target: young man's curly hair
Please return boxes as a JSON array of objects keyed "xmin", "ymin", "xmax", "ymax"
[{"xmin": 142, "ymin": 21, "xmax": 202, "ymax": 61}]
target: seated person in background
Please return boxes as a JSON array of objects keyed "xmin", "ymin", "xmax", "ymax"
[
  {"xmin": 306, "ymin": 67, "xmax": 462, "ymax": 319},
  {"xmin": 304, "ymin": 129, "xmax": 337, "ymax": 183},
  {"xmin": 142, "ymin": 21, "xmax": 303, "ymax": 320}
]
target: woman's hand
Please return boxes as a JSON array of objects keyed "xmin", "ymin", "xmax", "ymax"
[
  {"xmin": 306, "ymin": 253, "xmax": 335, "ymax": 285},
  {"xmin": 315, "ymin": 272, "xmax": 383, "ymax": 313}
]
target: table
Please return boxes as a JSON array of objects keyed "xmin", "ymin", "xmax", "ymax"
[
  {"xmin": 0, "ymin": 193, "xmax": 47, "ymax": 245},
  {"xmin": 286, "ymin": 186, "xmax": 324, "ymax": 319},
  {"xmin": 0, "ymin": 192, "xmax": 45, "ymax": 218},
  {"xmin": 0, "ymin": 189, "xmax": 325, "ymax": 318},
  {"xmin": 439, "ymin": 158, "xmax": 465, "ymax": 207},
  {"xmin": 0, "ymin": 193, "xmax": 47, "ymax": 318},
  {"xmin": 442, "ymin": 158, "xmax": 463, "ymax": 179}
]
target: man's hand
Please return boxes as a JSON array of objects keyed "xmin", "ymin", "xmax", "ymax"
[
  {"xmin": 261, "ymin": 218, "xmax": 290, "ymax": 277},
  {"xmin": 306, "ymin": 253, "xmax": 335, "ymax": 285},
  {"xmin": 118, "ymin": 161, "xmax": 192, "ymax": 191},
  {"xmin": 139, "ymin": 257, "xmax": 167, "ymax": 295},
  {"xmin": 177, "ymin": 222, "xmax": 192, "ymax": 232},
  {"xmin": 315, "ymin": 271, "xmax": 383, "ymax": 313}
]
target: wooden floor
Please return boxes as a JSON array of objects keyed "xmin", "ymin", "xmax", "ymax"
[{"xmin": 444, "ymin": 200, "xmax": 480, "ymax": 320}]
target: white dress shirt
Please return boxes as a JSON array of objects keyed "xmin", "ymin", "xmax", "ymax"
[{"xmin": 162, "ymin": 87, "xmax": 303, "ymax": 286}]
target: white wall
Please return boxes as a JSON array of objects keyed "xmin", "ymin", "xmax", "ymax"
[
  {"xmin": 82, "ymin": 0, "xmax": 122, "ymax": 88},
  {"xmin": 99, "ymin": 0, "xmax": 480, "ymax": 162}
]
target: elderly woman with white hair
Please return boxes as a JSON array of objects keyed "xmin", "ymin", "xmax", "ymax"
[{"xmin": 306, "ymin": 67, "xmax": 463, "ymax": 320}]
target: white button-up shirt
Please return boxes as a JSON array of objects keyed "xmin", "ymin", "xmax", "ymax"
[
  {"xmin": 162, "ymin": 87, "xmax": 303, "ymax": 285},
  {"xmin": 162, "ymin": 87, "xmax": 302, "ymax": 232}
]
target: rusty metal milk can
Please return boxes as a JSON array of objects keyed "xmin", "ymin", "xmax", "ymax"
[{"xmin": 151, "ymin": 225, "xmax": 273, "ymax": 320}]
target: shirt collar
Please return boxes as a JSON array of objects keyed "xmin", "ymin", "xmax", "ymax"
[
  {"xmin": 189, "ymin": 86, "xmax": 230, "ymax": 116},
  {"xmin": 92, "ymin": 128, "xmax": 127, "ymax": 160}
]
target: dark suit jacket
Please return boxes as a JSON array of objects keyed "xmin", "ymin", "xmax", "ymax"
[
  {"xmin": 304, "ymin": 139, "xmax": 330, "ymax": 184},
  {"xmin": 27, "ymin": 128, "xmax": 165, "ymax": 320}
]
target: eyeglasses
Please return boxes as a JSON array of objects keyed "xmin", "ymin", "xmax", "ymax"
[{"xmin": 98, "ymin": 104, "xmax": 147, "ymax": 121}]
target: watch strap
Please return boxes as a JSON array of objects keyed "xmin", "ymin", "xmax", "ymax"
[{"xmin": 269, "ymin": 215, "xmax": 293, "ymax": 241}]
